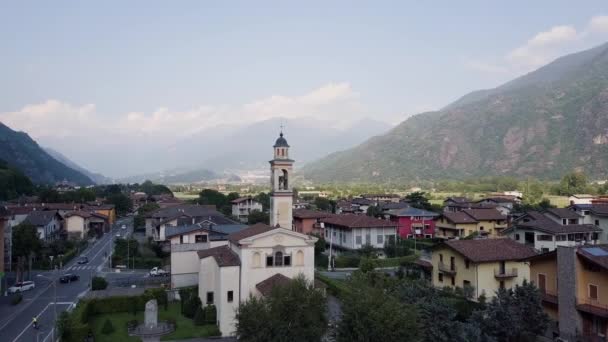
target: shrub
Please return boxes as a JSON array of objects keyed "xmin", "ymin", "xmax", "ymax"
[
  {"xmin": 101, "ymin": 319, "xmax": 115, "ymax": 335},
  {"xmin": 11, "ymin": 293, "xmax": 22, "ymax": 305},
  {"xmin": 334, "ymin": 254, "xmax": 361, "ymax": 268},
  {"xmin": 56, "ymin": 311, "xmax": 71, "ymax": 339},
  {"xmin": 183, "ymin": 296, "xmax": 201, "ymax": 319},
  {"xmin": 204, "ymin": 305, "xmax": 217, "ymax": 325},
  {"xmin": 126, "ymin": 319, "xmax": 139, "ymax": 330},
  {"xmin": 207, "ymin": 324, "xmax": 221, "ymax": 337},
  {"xmin": 193, "ymin": 306, "xmax": 205, "ymax": 326},
  {"xmin": 167, "ymin": 317, "xmax": 177, "ymax": 330},
  {"xmin": 91, "ymin": 276, "xmax": 108, "ymax": 291}
]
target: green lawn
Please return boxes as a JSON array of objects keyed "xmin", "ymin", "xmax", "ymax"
[
  {"xmin": 173, "ymin": 192, "xmax": 199, "ymax": 200},
  {"xmin": 91, "ymin": 302, "xmax": 219, "ymax": 342}
]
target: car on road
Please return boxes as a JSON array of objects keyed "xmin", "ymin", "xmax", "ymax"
[
  {"xmin": 8, "ymin": 281, "xmax": 35, "ymax": 293},
  {"xmin": 77, "ymin": 256, "xmax": 89, "ymax": 264},
  {"xmin": 59, "ymin": 274, "xmax": 80, "ymax": 283},
  {"xmin": 121, "ymin": 224, "xmax": 127, "ymax": 229},
  {"xmin": 149, "ymin": 267, "xmax": 169, "ymax": 277}
]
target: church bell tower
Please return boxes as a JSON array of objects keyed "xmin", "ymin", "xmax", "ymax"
[{"xmin": 269, "ymin": 131, "xmax": 293, "ymax": 229}]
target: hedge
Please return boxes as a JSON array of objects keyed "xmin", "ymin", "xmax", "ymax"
[
  {"xmin": 315, "ymin": 273, "xmax": 353, "ymax": 299},
  {"xmin": 62, "ymin": 289, "xmax": 170, "ymax": 342},
  {"xmin": 334, "ymin": 254, "xmax": 361, "ymax": 268}
]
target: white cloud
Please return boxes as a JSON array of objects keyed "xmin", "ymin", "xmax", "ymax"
[{"xmin": 467, "ymin": 15, "xmax": 608, "ymax": 75}]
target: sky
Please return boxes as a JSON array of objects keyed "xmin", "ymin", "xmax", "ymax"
[{"xmin": 0, "ymin": 1, "xmax": 607, "ymax": 176}]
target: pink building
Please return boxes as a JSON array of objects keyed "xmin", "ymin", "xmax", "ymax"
[
  {"xmin": 292, "ymin": 209, "xmax": 335, "ymax": 235},
  {"xmin": 387, "ymin": 207, "xmax": 439, "ymax": 239}
]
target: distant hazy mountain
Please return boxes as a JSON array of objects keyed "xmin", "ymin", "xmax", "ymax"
[
  {"xmin": 118, "ymin": 167, "xmax": 223, "ymax": 184},
  {"xmin": 167, "ymin": 117, "xmax": 393, "ymax": 172},
  {"xmin": 0, "ymin": 122, "xmax": 94, "ymax": 185},
  {"xmin": 45, "ymin": 147, "xmax": 112, "ymax": 184},
  {"xmin": 303, "ymin": 41, "xmax": 608, "ymax": 182}
]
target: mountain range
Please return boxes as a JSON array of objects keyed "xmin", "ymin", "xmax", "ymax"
[
  {"xmin": 302, "ymin": 41, "xmax": 608, "ymax": 183},
  {"xmin": 0, "ymin": 122, "xmax": 94, "ymax": 185},
  {"xmin": 45, "ymin": 147, "xmax": 112, "ymax": 185}
]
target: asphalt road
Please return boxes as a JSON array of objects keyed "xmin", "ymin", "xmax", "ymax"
[{"xmin": 0, "ymin": 217, "xmax": 133, "ymax": 342}]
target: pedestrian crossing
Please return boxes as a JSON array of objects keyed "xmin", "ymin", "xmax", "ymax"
[{"xmin": 65, "ymin": 265, "xmax": 96, "ymax": 271}]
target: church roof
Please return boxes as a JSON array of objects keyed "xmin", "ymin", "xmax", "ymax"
[
  {"xmin": 256, "ymin": 273, "xmax": 291, "ymax": 296},
  {"xmin": 273, "ymin": 132, "xmax": 290, "ymax": 148},
  {"xmin": 227, "ymin": 223, "xmax": 275, "ymax": 244},
  {"xmin": 197, "ymin": 245, "xmax": 241, "ymax": 267}
]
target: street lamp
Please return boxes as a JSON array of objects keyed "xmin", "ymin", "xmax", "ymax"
[{"xmin": 37, "ymin": 267, "xmax": 58, "ymax": 342}]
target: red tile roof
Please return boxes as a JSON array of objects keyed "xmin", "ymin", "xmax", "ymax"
[
  {"xmin": 227, "ymin": 223, "xmax": 275, "ymax": 244},
  {"xmin": 442, "ymin": 211, "xmax": 478, "ymax": 224},
  {"xmin": 256, "ymin": 273, "xmax": 291, "ymax": 296},
  {"xmin": 321, "ymin": 214, "xmax": 397, "ymax": 229},
  {"xmin": 293, "ymin": 209, "xmax": 335, "ymax": 219},
  {"xmin": 197, "ymin": 245, "xmax": 240, "ymax": 267},
  {"xmin": 441, "ymin": 238, "xmax": 537, "ymax": 263},
  {"xmin": 461, "ymin": 208, "xmax": 506, "ymax": 221}
]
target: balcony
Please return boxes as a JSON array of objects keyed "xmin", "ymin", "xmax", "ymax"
[
  {"xmin": 577, "ymin": 298, "xmax": 608, "ymax": 318},
  {"xmin": 494, "ymin": 268, "xmax": 518, "ymax": 279},
  {"xmin": 438, "ymin": 261, "xmax": 457, "ymax": 275},
  {"xmin": 540, "ymin": 289, "xmax": 558, "ymax": 305}
]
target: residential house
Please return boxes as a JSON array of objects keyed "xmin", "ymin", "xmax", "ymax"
[
  {"xmin": 590, "ymin": 204, "xmax": 608, "ymax": 243},
  {"xmin": 387, "ymin": 207, "xmax": 439, "ymax": 239},
  {"xmin": 431, "ymin": 239, "xmax": 537, "ymax": 300},
  {"xmin": 435, "ymin": 211, "xmax": 481, "ymax": 239},
  {"xmin": 569, "ymin": 194, "xmax": 597, "ymax": 205},
  {"xmin": 378, "ymin": 201, "xmax": 410, "ymax": 215},
  {"xmin": 64, "ymin": 211, "xmax": 109, "ymax": 239},
  {"xmin": 504, "ymin": 210, "xmax": 600, "ymax": 252},
  {"xmin": 231, "ymin": 197, "xmax": 263, "ymax": 223},
  {"xmin": 321, "ymin": 214, "xmax": 398, "ymax": 250},
  {"xmin": 569, "ymin": 204, "xmax": 595, "ymax": 225},
  {"xmin": 144, "ymin": 204, "xmax": 231, "ymax": 240},
  {"xmin": 360, "ymin": 194, "xmax": 401, "ymax": 203},
  {"xmin": 23, "ymin": 210, "xmax": 62, "ymax": 241},
  {"xmin": 86, "ymin": 203, "xmax": 116, "ymax": 226},
  {"xmin": 167, "ymin": 222, "xmax": 246, "ymax": 288},
  {"xmin": 460, "ymin": 208, "xmax": 508, "ymax": 237},
  {"xmin": 292, "ymin": 209, "xmax": 334, "ymax": 235},
  {"xmin": 197, "ymin": 223, "xmax": 317, "ymax": 336},
  {"xmin": 528, "ymin": 251, "xmax": 559, "ymax": 337},
  {"xmin": 443, "ymin": 197, "xmax": 473, "ymax": 213},
  {"xmin": 475, "ymin": 196, "xmax": 517, "ymax": 211},
  {"xmin": 529, "ymin": 245, "xmax": 608, "ymax": 341},
  {"xmin": 350, "ymin": 198, "xmax": 374, "ymax": 213}
]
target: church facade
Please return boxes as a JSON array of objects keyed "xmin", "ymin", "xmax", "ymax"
[{"xmin": 196, "ymin": 132, "xmax": 317, "ymax": 336}]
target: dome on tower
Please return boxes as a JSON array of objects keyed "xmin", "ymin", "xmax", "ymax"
[{"xmin": 273, "ymin": 132, "xmax": 290, "ymax": 148}]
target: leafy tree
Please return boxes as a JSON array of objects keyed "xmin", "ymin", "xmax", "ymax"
[
  {"xmin": 522, "ymin": 179, "xmax": 544, "ymax": 204},
  {"xmin": 236, "ymin": 276, "xmax": 327, "ymax": 342},
  {"xmin": 38, "ymin": 188, "xmax": 62, "ymax": 203},
  {"xmin": 56, "ymin": 311, "xmax": 71, "ymax": 340},
  {"xmin": 337, "ymin": 280, "xmax": 418, "ymax": 342},
  {"xmin": 92, "ymin": 276, "xmax": 108, "ymax": 290},
  {"xmin": 106, "ymin": 193, "xmax": 133, "ymax": 215},
  {"xmin": 12, "ymin": 223, "xmax": 41, "ymax": 281},
  {"xmin": 366, "ymin": 205, "xmax": 382, "ymax": 217},
  {"xmin": 314, "ymin": 197, "xmax": 335, "ymax": 212},
  {"xmin": 254, "ymin": 192, "xmax": 270, "ymax": 212},
  {"xmin": 559, "ymin": 171, "xmax": 588, "ymax": 195},
  {"xmin": 247, "ymin": 209, "xmax": 269, "ymax": 225},
  {"xmin": 134, "ymin": 202, "xmax": 160, "ymax": 228},
  {"xmin": 0, "ymin": 160, "xmax": 34, "ymax": 200},
  {"xmin": 406, "ymin": 192, "xmax": 433, "ymax": 211},
  {"xmin": 314, "ymin": 235, "xmax": 326, "ymax": 256},
  {"xmin": 139, "ymin": 180, "xmax": 173, "ymax": 196},
  {"xmin": 193, "ymin": 305, "xmax": 205, "ymax": 326},
  {"xmin": 473, "ymin": 281, "xmax": 548, "ymax": 342},
  {"xmin": 358, "ymin": 257, "xmax": 377, "ymax": 273},
  {"xmin": 101, "ymin": 319, "xmax": 115, "ymax": 334}
]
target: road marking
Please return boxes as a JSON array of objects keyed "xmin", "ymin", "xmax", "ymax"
[{"xmin": 11, "ymin": 302, "xmax": 73, "ymax": 342}]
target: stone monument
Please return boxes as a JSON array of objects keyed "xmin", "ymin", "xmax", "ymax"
[
  {"xmin": 129, "ymin": 298, "xmax": 174, "ymax": 342},
  {"xmin": 145, "ymin": 299, "xmax": 158, "ymax": 328}
]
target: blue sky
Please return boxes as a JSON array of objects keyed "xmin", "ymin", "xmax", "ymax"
[{"xmin": 0, "ymin": 1, "xmax": 607, "ymax": 175}]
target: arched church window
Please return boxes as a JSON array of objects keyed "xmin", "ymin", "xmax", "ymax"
[
  {"xmin": 295, "ymin": 250, "xmax": 304, "ymax": 266},
  {"xmin": 275, "ymin": 251, "xmax": 283, "ymax": 266},
  {"xmin": 252, "ymin": 252, "xmax": 261, "ymax": 268},
  {"xmin": 282, "ymin": 169, "xmax": 288, "ymax": 189}
]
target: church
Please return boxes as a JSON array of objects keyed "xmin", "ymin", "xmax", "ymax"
[{"xmin": 196, "ymin": 132, "xmax": 317, "ymax": 336}]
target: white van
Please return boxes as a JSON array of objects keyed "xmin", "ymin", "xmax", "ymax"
[{"xmin": 8, "ymin": 281, "xmax": 35, "ymax": 293}]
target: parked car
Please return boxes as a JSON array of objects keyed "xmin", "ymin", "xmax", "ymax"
[
  {"xmin": 77, "ymin": 256, "xmax": 89, "ymax": 264},
  {"xmin": 8, "ymin": 281, "xmax": 35, "ymax": 293},
  {"xmin": 149, "ymin": 267, "xmax": 169, "ymax": 277},
  {"xmin": 121, "ymin": 224, "xmax": 127, "ymax": 229},
  {"xmin": 59, "ymin": 274, "xmax": 80, "ymax": 283}
]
